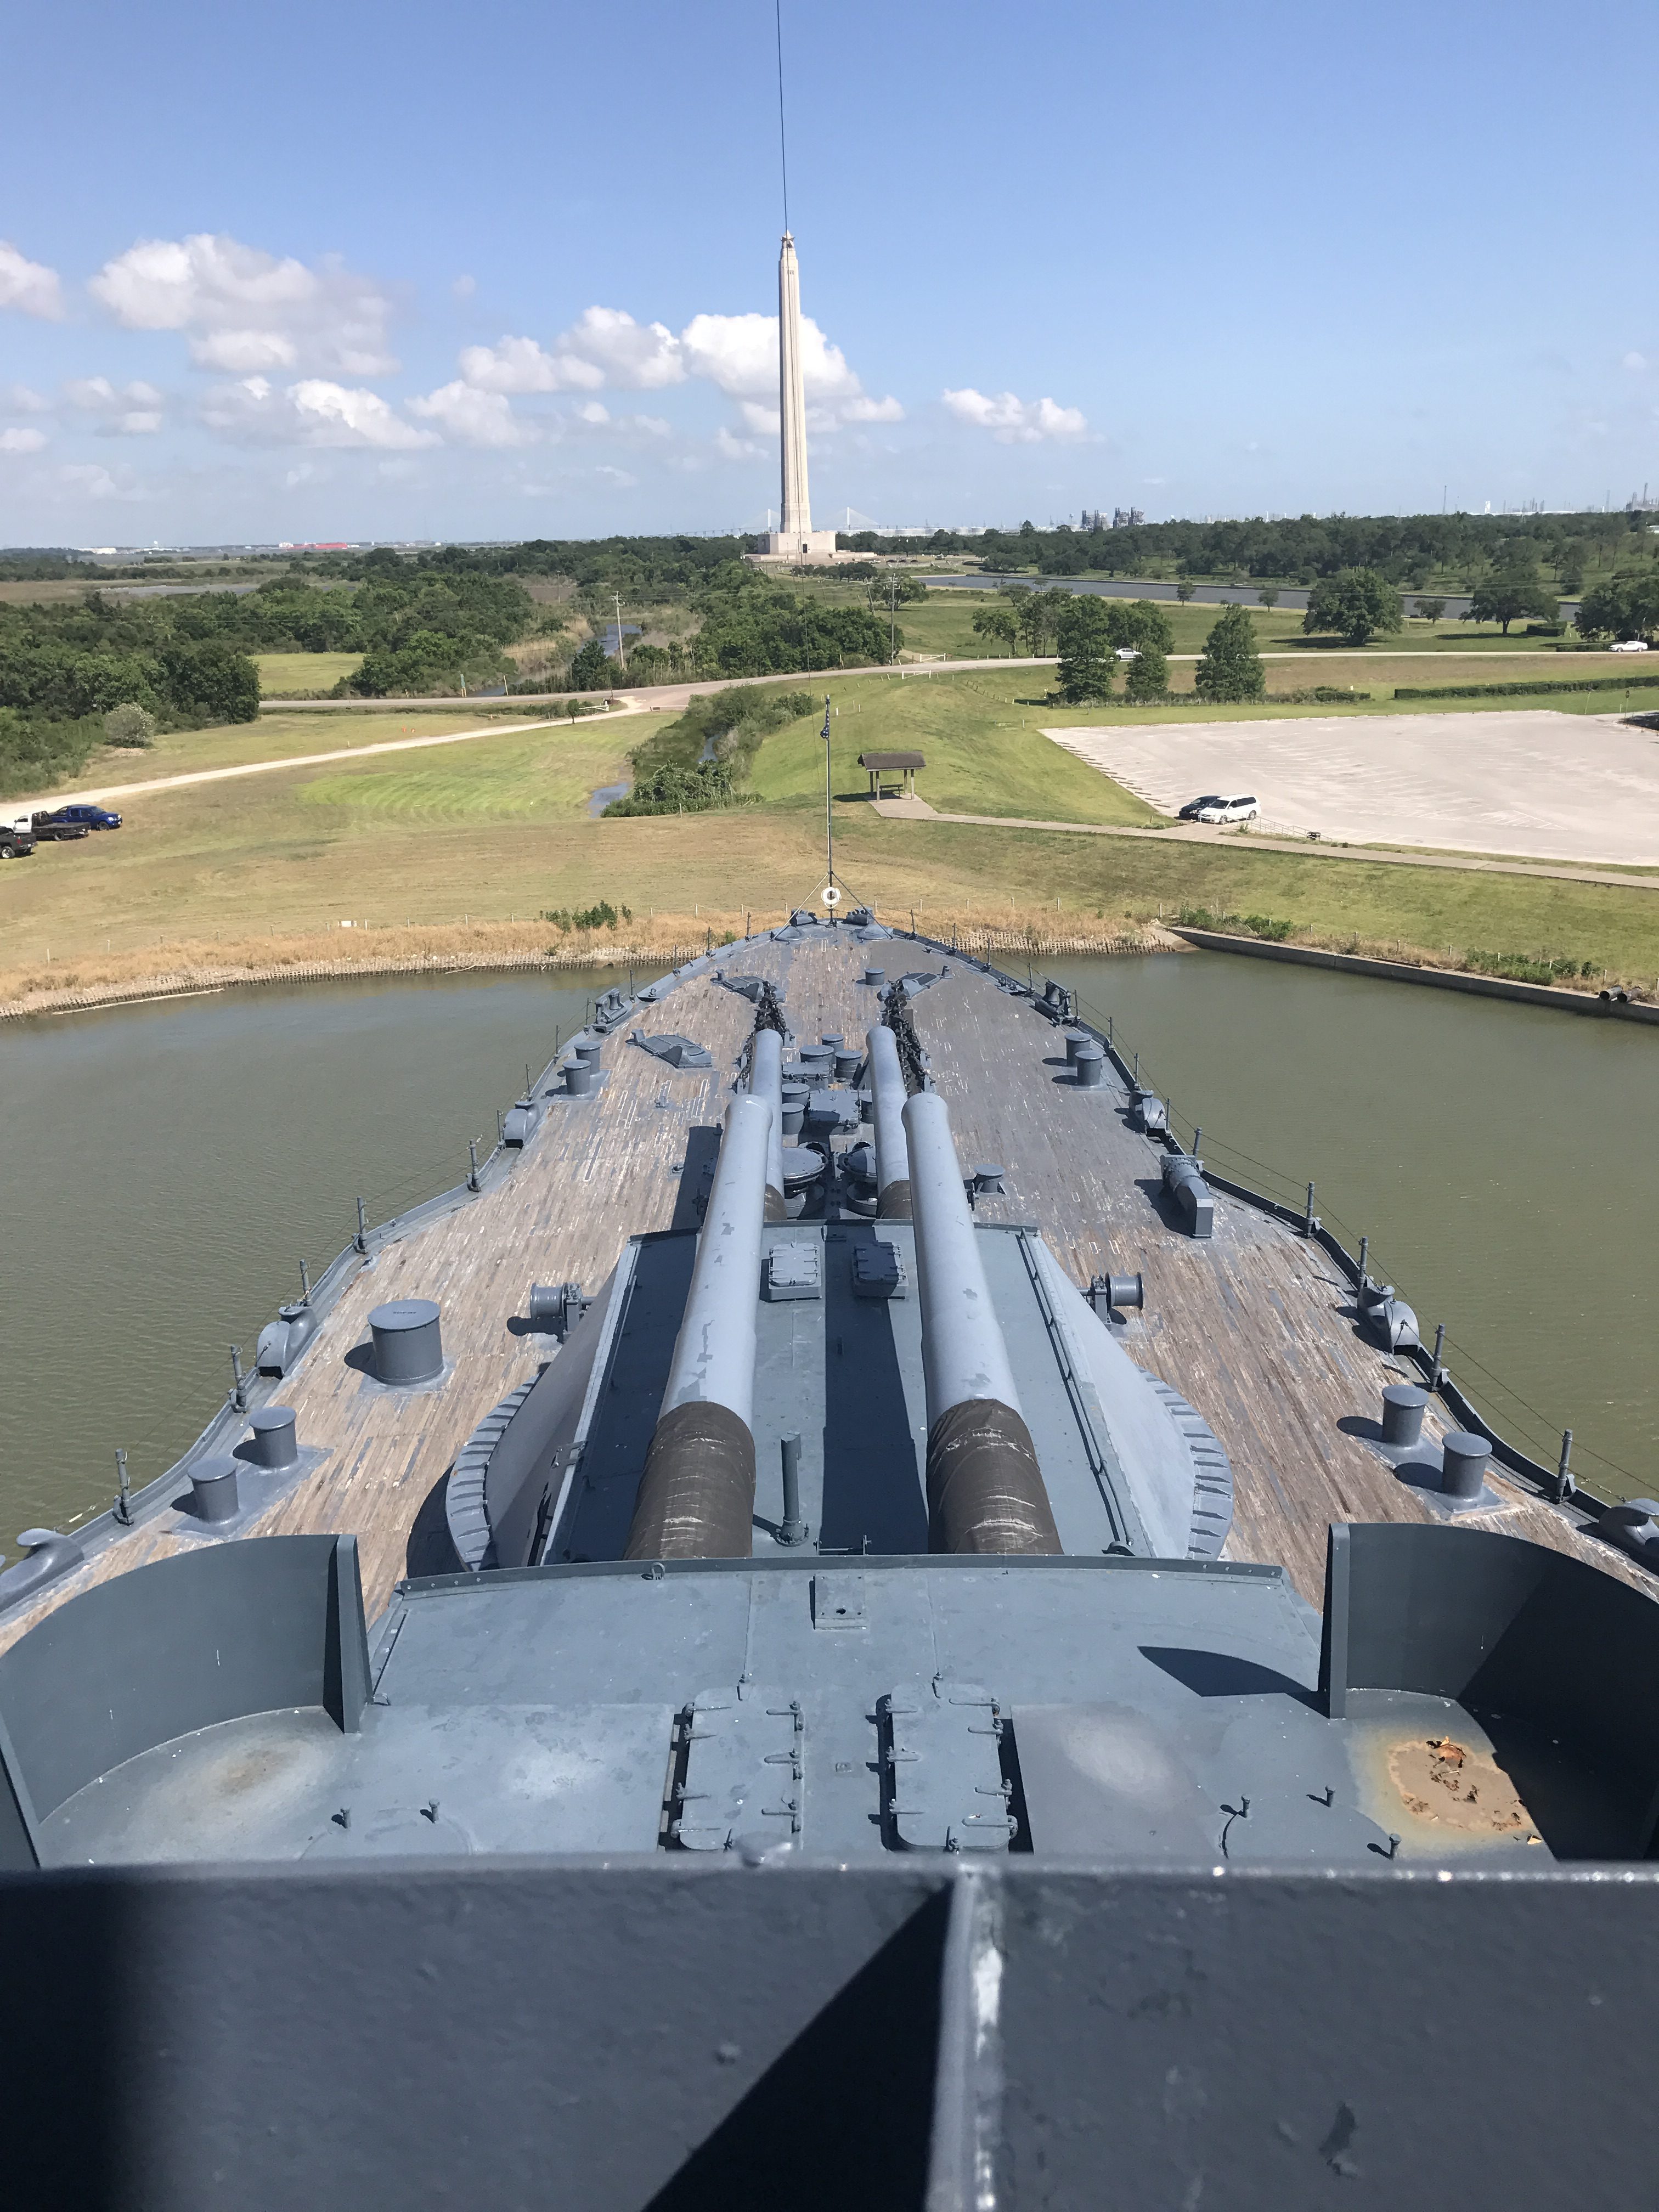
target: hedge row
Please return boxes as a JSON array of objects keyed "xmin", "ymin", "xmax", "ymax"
[{"xmin": 1393, "ymin": 673, "xmax": 1659, "ymax": 701}]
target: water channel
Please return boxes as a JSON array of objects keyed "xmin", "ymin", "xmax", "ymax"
[{"xmin": 0, "ymin": 950, "xmax": 1650, "ymax": 1545}]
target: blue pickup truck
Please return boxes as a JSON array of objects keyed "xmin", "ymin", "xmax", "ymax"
[{"xmin": 32, "ymin": 802, "xmax": 122, "ymax": 839}]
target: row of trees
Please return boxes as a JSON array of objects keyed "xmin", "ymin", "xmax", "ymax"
[
  {"xmin": 1051, "ymin": 597, "xmax": 1268, "ymax": 705},
  {"xmin": 839, "ymin": 510, "xmax": 1657, "ymax": 592}
]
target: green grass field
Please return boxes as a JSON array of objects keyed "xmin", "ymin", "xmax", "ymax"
[
  {"xmin": 255, "ymin": 651, "xmax": 364, "ymax": 696},
  {"xmin": 5, "ymin": 672, "xmax": 1657, "ymax": 998}
]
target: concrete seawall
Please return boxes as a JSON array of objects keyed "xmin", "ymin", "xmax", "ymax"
[{"xmin": 1172, "ymin": 928, "xmax": 1659, "ymax": 1024}]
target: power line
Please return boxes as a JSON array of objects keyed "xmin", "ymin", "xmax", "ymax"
[{"xmin": 774, "ymin": 0, "xmax": 790, "ymax": 233}]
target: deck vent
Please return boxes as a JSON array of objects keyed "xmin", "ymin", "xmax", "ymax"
[
  {"xmin": 765, "ymin": 1244, "xmax": 822, "ymax": 1302},
  {"xmin": 633, "ymin": 1032, "xmax": 713, "ymax": 1070},
  {"xmin": 256, "ymin": 1301, "xmax": 318, "ymax": 1378},
  {"xmin": 502, "ymin": 1096, "xmax": 539, "ymax": 1146},
  {"xmin": 247, "ymin": 1407, "xmax": 299, "ymax": 1470},
  {"xmin": 833, "ymin": 1049, "xmax": 862, "ymax": 1082},
  {"xmin": 369, "ymin": 1298, "xmax": 443, "ymax": 1386},
  {"xmin": 780, "ymin": 1087, "xmax": 807, "ymax": 1137},
  {"xmin": 1161, "ymin": 1155, "xmax": 1214, "ymax": 1239}
]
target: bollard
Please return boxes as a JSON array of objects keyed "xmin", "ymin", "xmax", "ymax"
[
  {"xmin": 863, "ymin": 968, "xmax": 885, "ymax": 987},
  {"xmin": 778, "ymin": 1434, "xmax": 808, "ymax": 1545},
  {"xmin": 190, "ymin": 1454, "xmax": 241, "ymax": 1525},
  {"xmin": 1441, "ymin": 1431, "xmax": 1491, "ymax": 1503},
  {"xmin": 566, "ymin": 1061, "xmax": 599, "ymax": 1097},
  {"xmin": 1063, "ymin": 1029, "xmax": 1088, "ymax": 1064},
  {"xmin": 1074, "ymin": 1042, "xmax": 1105, "ymax": 1089},
  {"xmin": 369, "ymin": 1298, "xmax": 444, "ymax": 1386},
  {"xmin": 247, "ymin": 1406, "xmax": 300, "ymax": 1470},
  {"xmin": 1381, "ymin": 1384, "xmax": 1429, "ymax": 1449}
]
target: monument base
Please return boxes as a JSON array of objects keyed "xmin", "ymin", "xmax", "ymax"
[{"xmin": 764, "ymin": 529, "xmax": 840, "ymax": 565}]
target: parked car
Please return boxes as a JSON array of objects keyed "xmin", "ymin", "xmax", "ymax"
[
  {"xmin": 1, "ymin": 817, "xmax": 37, "ymax": 860},
  {"xmin": 1195, "ymin": 794, "xmax": 1260, "ymax": 825},
  {"xmin": 30, "ymin": 811, "xmax": 90, "ymax": 842},
  {"xmin": 1177, "ymin": 794, "xmax": 1224, "ymax": 820},
  {"xmin": 36, "ymin": 802, "xmax": 122, "ymax": 831},
  {"xmin": 1609, "ymin": 639, "xmax": 1651, "ymax": 653},
  {"xmin": 1114, "ymin": 646, "xmax": 1140, "ymax": 661}
]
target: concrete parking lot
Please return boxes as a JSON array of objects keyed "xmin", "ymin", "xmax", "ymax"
[{"xmin": 1045, "ymin": 710, "xmax": 1659, "ymax": 866}]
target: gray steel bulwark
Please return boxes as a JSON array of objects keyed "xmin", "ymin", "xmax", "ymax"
[{"xmin": 1, "ymin": 1859, "xmax": 1658, "ymax": 2210}]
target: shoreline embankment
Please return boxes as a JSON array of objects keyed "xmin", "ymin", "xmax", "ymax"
[{"xmin": 0, "ymin": 913, "xmax": 1175, "ymax": 1022}]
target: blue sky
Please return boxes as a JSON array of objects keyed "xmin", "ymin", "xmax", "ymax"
[{"xmin": 2, "ymin": 0, "xmax": 1655, "ymax": 545}]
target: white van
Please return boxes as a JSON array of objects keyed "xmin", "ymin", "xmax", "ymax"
[{"xmin": 1195, "ymin": 794, "xmax": 1259, "ymax": 824}]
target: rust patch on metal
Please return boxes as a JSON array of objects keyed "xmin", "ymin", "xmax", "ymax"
[{"xmin": 1385, "ymin": 1735, "xmax": 1539, "ymax": 1841}]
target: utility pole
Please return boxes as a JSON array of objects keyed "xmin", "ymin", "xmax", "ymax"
[{"xmin": 613, "ymin": 592, "xmax": 627, "ymax": 673}]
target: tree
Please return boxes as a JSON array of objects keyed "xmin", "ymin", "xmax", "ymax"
[
  {"xmin": 1175, "ymin": 579, "xmax": 1195, "ymax": 603},
  {"xmin": 1415, "ymin": 596, "xmax": 1445, "ymax": 625},
  {"xmin": 103, "ymin": 702, "xmax": 154, "ymax": 747},
  {"xmin": 1468, "ymin": 557, "xmax": 1556, "ymax": 636},
  {"xmin": 566, "ymin": 639, "xmax": 615, "ymax": 691},
  {"xmin": 1576, "ymin": 571, "xmax": 1659, "ymax": 642},
  {"xmin": 972, "ymin": 607, "xmax": 1019, "ymax": 656},
  {"xmin": 1104, "ymin": 599, "xmax": 1175, "ymax": 656},
  {"xmin": 1124, "ymin": 641, "xmax": 1169, "ymax": 703},
  {"xmin": 1194, "ymin": 605, "xmax": 1266, "ymax": 702},
  {"xmin": 1257, "ymin": 586, "xmax": 1279, "ymax": 608},
  {"xmin": 160, "ymin": 641, "xmax": 259, "ymax": 723},
  {"xmin": 1055, "ymin": 597, "xmax": 1114, "ymax": 703},
  {"xmin": 1302, "ymin": 567, "xmax": 1403, "ymax": 646}
]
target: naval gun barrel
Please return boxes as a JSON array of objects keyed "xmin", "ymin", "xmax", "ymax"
[
  {"xmin": 623, "ymin": 1092, "xmax": 771, "ymax": 1559},
  {"xmin": 751, "ymin": 1026, "xmax": 787, "ymax": 1222},
  {"xmin": 866, "ymin": 1024, "xmax": 912, "ymax": 1218},
  {"xmin": 902, "ymin": 1090, "xmax": 1061, "ymax": 1555}
]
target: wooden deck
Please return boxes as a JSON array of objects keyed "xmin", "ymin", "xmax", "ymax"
[{"xmin": 0, "ymin": 929, "xmax": 1644, "ymax": 1655}]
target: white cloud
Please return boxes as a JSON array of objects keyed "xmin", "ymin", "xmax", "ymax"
[
  {"xmin": 91, "ymin": 234, "xmax": 398, "ymax": 375},
  {"xmin": 1, "ymin": 383, "xmax": 50, "ymax": 413},
  {"xmin": 409, "ymin": 379, "xmax": 535, "ymax": 447},
  {"xmin": 1624, "ymin": 351, "xmax": 1649, "ymax": 372},
  {"xmin": 452, "ymin": 274, "xmax": 477, "ymax": 300},
  {"xmin": 459, "ymin": 302, "xmax": 900, "ymax": 430},
  {"xmin": 715, "ymin": 427, "xmax": 764, "ymax": 461},
  {"xmin": 595, "ymin": 465, "xmax": 637, "ymax": 487},
  {"xmin": 461, "ymin": 307, "xmax": 685, "ymax": 396},
  {"xmin": 577, "ymin": 399, "xmax": 610, "ymax": 425},
  {"xmin": 942, "ymin": 387, "xmax": 1089, "ymax": 443},
  {"xmin": 0, "ymin": 427, "xmax": 49, "ymax": 454},
  {"xmin": 0, "ymin": 241, "xmax": 64, "ymax": 320},
  {"xmin": 202, "ymin": 375, "xmax": 436, "ymax": 450},
  {"xmin": 62, "ymin": 377, "xmax": 166, "ymax": 435},
  {"xmin": 60, "ymin": 462, "xmax": 141, "ymax": 500}
]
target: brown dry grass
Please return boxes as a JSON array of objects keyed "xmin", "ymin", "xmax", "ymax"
[{"xmin": 0, "ymin": 907, "xmax": 1165, "ymax": 1020}]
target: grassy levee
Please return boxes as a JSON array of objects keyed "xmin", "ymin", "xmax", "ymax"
[{"xmin": 4, "ymin": 670, "xmax": 1658, "ymax": 1013}]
